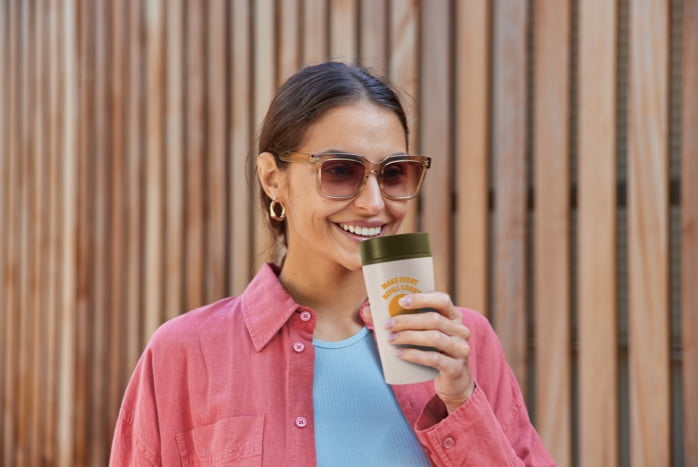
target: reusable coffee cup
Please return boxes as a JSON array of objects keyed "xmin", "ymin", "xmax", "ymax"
[{"xmin": 360, "ymin": 232, "xmax": 439, "ymax": 385}]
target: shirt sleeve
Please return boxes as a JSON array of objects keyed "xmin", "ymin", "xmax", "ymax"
[
  {"xmin": 412, "ymin": 310, "xmax": 556, "ymax": 467},
  {"xmin": 109, "ymin": 348, "xmax": 162, "ymax": 467}
]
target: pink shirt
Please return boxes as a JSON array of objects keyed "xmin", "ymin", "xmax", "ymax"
[{"xmin": 110, "ymin": 264, "xmax": 555, "ymax": 466}]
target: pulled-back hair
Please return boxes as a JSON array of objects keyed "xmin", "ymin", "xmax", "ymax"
[{"xmin": 256, "ymin": 62, "xmax": 409, "ymax": 264}]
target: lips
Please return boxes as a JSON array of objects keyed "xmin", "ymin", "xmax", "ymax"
[{"xmin": 339, "ymin": 223, "xmax": 382, "ymax": 238}]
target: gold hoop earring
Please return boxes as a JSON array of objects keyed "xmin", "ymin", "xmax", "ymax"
[{"xmin": 269, "ymin": 198, "xmax": 286, "ymax": 221}]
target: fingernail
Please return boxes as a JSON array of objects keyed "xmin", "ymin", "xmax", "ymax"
[
  {"xmin": 396, "ymin": 348, "xmax": 405, "ymax": 357},
  {"xmin": 399, "ymin": 296, "xmax": 412, "ymax": 307},
  {"xmin": 388, "ymin": 332, "xmax": 396, "ymax": 341},
  {"xmin": 385, "ymin": 318, "xmax": 394, "ymax": 329}
]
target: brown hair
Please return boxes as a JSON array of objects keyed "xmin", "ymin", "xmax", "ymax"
[{"xmin": 255, "ymin": 61, "xmax": 409, "ymax": 263}]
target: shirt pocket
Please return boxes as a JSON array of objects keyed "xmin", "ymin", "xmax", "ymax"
[{"xmin": 176, "ymin": 415, "xmax": 264, "ymax": 466}]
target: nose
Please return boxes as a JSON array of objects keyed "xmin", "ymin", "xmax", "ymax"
[{"xmin": 353, "ymin": 172, "xmax": 385, "ymax": 213}]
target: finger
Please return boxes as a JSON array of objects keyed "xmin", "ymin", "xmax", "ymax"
[
  {"xmin": 359, "ymin": 303, "xmax": 374, "ymax": 327},
  {"xmin": 388, "ymin": 311, "xmax": 471, "ymax": 340},
  {"xmin": 396, "ymin": 346, "xmax": 469, "ymax": 377},
  {"xmin": 390, "ymin": 329, "xmax": 470, "ymax": 358},
  {"xmin": 398, "ymin": 292, "xmax": 461, "ymax": 320}
]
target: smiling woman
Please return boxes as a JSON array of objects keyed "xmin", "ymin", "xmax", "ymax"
[{"xmin": 109, "ymin": 62, "xmax": 554, "ymax": 466}]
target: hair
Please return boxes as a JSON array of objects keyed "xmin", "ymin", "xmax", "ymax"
[{"xmin": 255, "ymin": 61, "xmax": 410, "ymax": 264}]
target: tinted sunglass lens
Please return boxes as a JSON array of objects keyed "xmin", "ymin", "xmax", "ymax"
[
  {"xmin": 320, "ymin": 159, "xmax": 365, "ymax": 197},
  {"xmin": 382, "ymin": 161, "xmax": 423, "ymax": 198}
]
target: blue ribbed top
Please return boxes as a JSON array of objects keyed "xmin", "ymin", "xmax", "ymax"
[{"xmin": 312, "ymin": 327, "xmax": 430, "ymax": 466}]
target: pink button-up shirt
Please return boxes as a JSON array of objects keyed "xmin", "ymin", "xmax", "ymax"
[{"xmin": 110, "ymin": 264, "xmax": 555, "ymax": 466}]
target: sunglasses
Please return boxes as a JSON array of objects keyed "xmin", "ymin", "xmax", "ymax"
[{"xmin": 277, "ymin": 152, "xmax": 431, "ymax": 200}]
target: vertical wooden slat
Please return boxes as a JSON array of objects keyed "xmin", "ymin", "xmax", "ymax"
[
  {"xmin": 73, "ymin": 0, "xmax": 95, "ymax": 461},
  {"xmin": 16, "ymin": 1, "xmax": 32, "ymax": 463},
  {"xmin": 389, "ymin": 0, "xmax": 419, "ymax": 234},
  {"xmin": 303, "ymin": 0, "xmax": 328, "ymax": 64},
  {"xmin": 206, "ymin": 0, "xmax": 227, "ymax": 303},
  {"xmin": 454, "ymin": 0, "xmax": 489, "ymax": 314},
  {"xmin": 490, "ymin": 0, "xmax": 528, "ymax": 389},
  {"xmin": 2, "ymin": 3, "xmax": 18, "ymax": 455},
  {"xmin": 124, "ymin": 0, "xmax": 144, "ymax": 374},
  {"xmin": 230, "ymin": 0, "xmax": 252, "ymax": 294},
  {"xmin": 682, "ymin": 0, "xmax": 698, "ymax": 461},
  {"xmin": 533, "ymin": 1, "xmax": 571, "ymax": 465},
  {"xmin": 577, "ymin": 0, "xmax": 618, "ymax": 464},
  {"xmin": 628, "ymin": 1, "xmax": 670, "ymax": 465},
  {"xmin": 0, "ymin": 0, "xmax": 5, "ymax": 459},
  {"xmin": 278, "ymin": 0, "xmax": 300, "ymax": 83},
  {"xmin": 253, "ymin": 0, "xmax": 275, "ymax": 268},
  {"xmin": 144, "ymin": 0, "xmax": 165, "ymax": 341},
  {"xmin": 57, "ymin": 0, "xmax": 79, "ymax": 464},
  {"xmin": 419, "ymin": 0, "xmax": 451, "ymax": 293},
  {"xmin": 359, "ymin": 0, "xmax": 386, "ymax": 73},
  {"xmin": 0, "ymin": 0, "xmax": 10, "ymax": 463},
  {"xmin": 44, "ymin": 1, "xmax": 63, "ymax": 460},
  {"xmin": 89, "ymin": 0, "xmax": 110, "ymax": 463},
  {"xmin": 184, "ymin": 0, "xmax": 206, "ymax": 311},
  {"xmin": 107, "ymin": 0, "xmax": 127, "ymax": 439},
  {"xmin": 31, "ymin": 1, "xmax": 50, "ymax": 463},
  {"xmin": 164, "ymin": 0, "xmax": 185, "ymax": 317},
  {"xmin": 330, "ymin": 0, "xmax": 357, "ymax": 63}
]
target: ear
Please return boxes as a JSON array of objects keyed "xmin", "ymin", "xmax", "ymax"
[{"xmin": 257, "ymin": 152, "xmax": 287, "ymax": 200}]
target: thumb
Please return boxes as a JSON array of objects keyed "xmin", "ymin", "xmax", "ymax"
[{"xmin": 359, "ymin": 303, "xmax": 374, "ymax": 328}]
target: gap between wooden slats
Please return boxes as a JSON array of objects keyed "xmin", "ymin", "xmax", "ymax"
[
  {"xmin": 0, "ymin": 1, "xmax": 8, "ymax": 461},
  {"xmin": 359, "ymin": 0, "xmax": 387, "ymax": 75}
]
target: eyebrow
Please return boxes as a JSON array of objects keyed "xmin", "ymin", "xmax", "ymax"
[{"xmin": 315, "ymin": 149, "xmax": 410, "ymax": 158}]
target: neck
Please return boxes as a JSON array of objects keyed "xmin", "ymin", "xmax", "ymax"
[{"xmin": 279, "ymin": 258, "xmax": 367, "ymax": 341}]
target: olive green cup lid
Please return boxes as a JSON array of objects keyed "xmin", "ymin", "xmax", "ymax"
[{"xmin": 360, "ymin": 232, "xmax": 431, "ymax": 265}]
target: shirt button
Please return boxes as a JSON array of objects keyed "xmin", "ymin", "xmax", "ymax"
[
  {"xmin": 300, "ymin": 310, "xmax": 312, "ymax": 322},
  {"xmin": 443, "ymin": 436, "xmax": 455, "ymax": 449},
  {"xmin": 293, "ymin": 341, "xmax": 305, "ymax": 352},
  {"xmin": 295, "ymin": 416, "xmax": 308, "ymax": 428}
]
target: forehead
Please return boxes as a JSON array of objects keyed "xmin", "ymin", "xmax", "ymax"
[{"xmin": 299, "ymin": 101, "xmax": 407, "ymax": 158}]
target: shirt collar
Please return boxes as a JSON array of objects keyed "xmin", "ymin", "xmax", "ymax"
[
  {"xmin": 240, "ymin": 262, "xmax": 374, "ymax": 351},
  {"xmin": 240, "ymin": 263, "xmax": 303, "ymax": 352}
]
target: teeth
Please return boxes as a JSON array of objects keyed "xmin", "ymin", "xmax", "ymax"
[{"xmin": 340, "ymin": 224, "xmax": 381, "ymax": 237}]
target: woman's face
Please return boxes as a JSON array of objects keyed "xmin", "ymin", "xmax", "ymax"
[{"xmin": 281, "ymin": 100, "xmax": 410, "ymax": 273}]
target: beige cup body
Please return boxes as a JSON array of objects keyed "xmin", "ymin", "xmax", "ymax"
[{"xmin": 362, "ymin": 256, "xmax": 439, "ymax": 384}]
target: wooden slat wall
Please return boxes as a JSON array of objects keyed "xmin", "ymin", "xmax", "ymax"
[{"xmin": 0, "ymin": 1, "xmax": 694, "ymax": 466}]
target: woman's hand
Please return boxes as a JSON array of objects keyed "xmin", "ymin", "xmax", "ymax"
[{"xmin": 362, "ymin": 292, "xmax": 475, "ymax": 413}]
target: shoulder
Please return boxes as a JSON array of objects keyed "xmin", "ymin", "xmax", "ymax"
[{"xmin": 147, "ymin": 295, "xmax": 243, "ymax": 354}]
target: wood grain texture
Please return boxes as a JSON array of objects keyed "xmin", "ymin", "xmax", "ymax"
[
  {"xmin": 628, "ymin": 1, "xmax": 670, "ymax": 465},
  {"xmin": 360, "ymin": 0, "xmax": 387, "ymax": 74},
  {"xmin": 490, "ymin": 0, "xmax": 528, "ymax": 392},
  {"xmin": 577, "ymin": 0, "xmax": 618, "ymax": 464},
  {"xmin": 230, "ymin": 0, "xmax": 253, "ymax": 294},
  {"xmin": 330, "ymin": 0, "xmax": 357, "ymax": 63},
  {"xmin": 419, "ymin": 0, "xmax": 451, "ymax": 294},
  {"xmin": 454, "ymin": 0, "xmax": 489, "ymax": 314},
  {"xmin": 0, "ymin": 1, "xmax": 691, "ymax": 464},
  {"xmin": 532, "ymin": 1, "xmax": 571, "ymax": 465},
  {"xmin": 389, "ymin": 0, "xmax": 419, "ymax": 234},
  {"xmin": 682, "ymin": 0, "xmax": 698, "ymax": 461}
]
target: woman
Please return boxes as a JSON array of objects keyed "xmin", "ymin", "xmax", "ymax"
[{"xmin": 110, "ymin": 62, "xmax": 554, "ymax": 466}]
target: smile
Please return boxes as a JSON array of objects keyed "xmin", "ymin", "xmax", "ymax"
[{"xmin": 339, "ymin": 223, "xmax": 382, "ymax": 238}]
